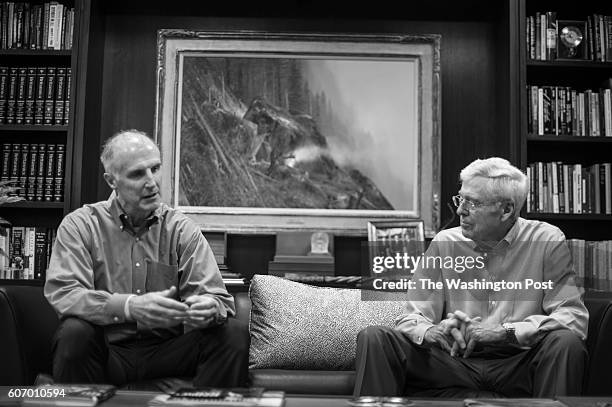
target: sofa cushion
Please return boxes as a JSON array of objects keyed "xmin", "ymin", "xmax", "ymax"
[{"xmin": 248, "ymin": 274, "xmax": 406, "ymax": 370}]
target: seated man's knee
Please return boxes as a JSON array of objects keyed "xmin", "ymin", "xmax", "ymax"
[
  {"xmin": 210, "ymin": 319, "xmax": 250, "ymax": 353},
  {"xmin": 357, "ymin": 325, "xmax": 398, "ymax": 344},
  {"xmin": 54, "ymin": 318, "xmax": 102, "ymax": 360},
  {"xmin": 540, "ymin": 330, "xmax": 586, "ymax": 357}
]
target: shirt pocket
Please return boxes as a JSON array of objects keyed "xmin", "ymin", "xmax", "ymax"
[{"xmin": 145, "ymin": 261, "xmax": 179, "ymax": 293}]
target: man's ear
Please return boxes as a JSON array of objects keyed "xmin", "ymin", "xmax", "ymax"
[
  {"xmin": 500, "ymin": 201, "xmax": 515, "ymax": 222},
  {"xmin": 103, "ymin": 172, "xmax": 116, "ymax": 190}
]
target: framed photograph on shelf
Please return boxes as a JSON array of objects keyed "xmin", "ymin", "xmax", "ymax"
[
  {"xmin": 155, "ymin": 30, "xmax": 441, "ymax": 236},
  {"xmin": 556, "ymin": 20, "xmax": 587, "ymax": 60},
  {"xmin": 367, "ymin": 219, "xmax": 425, "ymax": 258}
]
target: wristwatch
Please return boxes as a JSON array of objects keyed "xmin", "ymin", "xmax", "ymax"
[{"xmin": 502, "ymin": 322, "xmax": 518, "ymax": 344}]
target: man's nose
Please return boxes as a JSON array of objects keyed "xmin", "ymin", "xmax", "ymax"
[{"xmin": 456, "ymin": 202, "xmax": 468, "ymax": 216}]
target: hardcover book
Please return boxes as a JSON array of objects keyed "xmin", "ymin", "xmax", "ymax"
[{"xmin": 22, "ymin": 384, "xmax": 116, "ymax": 406}]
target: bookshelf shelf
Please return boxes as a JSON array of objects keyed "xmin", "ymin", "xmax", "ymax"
[
  {"xmin": 0, "ymin": 49, "xmax": 71, "ymax": 57},
  {"xmin": 525, "ymin": 213, "xmax": 612, "ymax": 221},
  {"xmin": 527, "ymin": 135, "xmax": 612, "ymax": 143},
  {"xmin": 527, "ymin": 60, "xmax": 612, "ymax": 69},
  {"xmin": 3, "ymin": 202, "xmax": 64, "ymax": 209},
  {"xmin": 0, "ymin": 279, "xmax": 44, "ymax": 286},
  {"xmin": 0, "ymin": 125, "xmax": 69, "ymax": 132}
]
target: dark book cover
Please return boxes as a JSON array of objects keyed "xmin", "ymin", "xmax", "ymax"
[
  {"xmin": 64, "ymin": 67, "xmax": 71, "ymax": 124},
  {"xmin": 1, "ymin": 143, "xmax": 12, "ymax": 182},
  {"xmin": 23, "ymin": 384, "xmax": 116, "ymax": 406},
  {"xmin": 34, "ymin": 67, "xmax": 46, "ymax": 125},
  {"xmin": 24, "ymin": 67, "xmax": 37, "ymax": 124},
  {"xmin": 18, "ymin": 143, "xmax": 29, "ymax": 198},
  {"xmin": 26, "ymin": 143, "xmax": 38, "ymax": 201},
  {"xmin": 9, "ymin": 143, "xmax": 21, "ymax": 193},
  {"xmin": 14, "ymin": 67, "xmax": 27, "ymax": 124},
  {"xmin": 54, "ymin": 143, "xmax": 65, "ymax": 202},
  {"xmin": 44, "ymin": 144, "xmax": 56, "ymax": 201},
  {"xmin": 42, "ymin": 2, "xmax": 50, "ymax": 50},
  {"xmin": 54, "ymin": 67, "xmax": 66, "ymax": 125},
  {"xmin": 35, "ymin": 143, "xmax": 46, "ymax": 201},
  {"xmin": 34, "ymin": 227, "xmax": 48, "ymax": 280},
  {"xmin": 43, "ymin": 66, "xmax": 56, "ymax": 125},
  {"xmin": 6, "ymin": 67, "xmax": 19, "ymax": 124},
  {"xmin": 0, "ymin": 66, "xmax": 8, "ymax": 124}
]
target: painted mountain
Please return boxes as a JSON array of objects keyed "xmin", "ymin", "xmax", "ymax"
[{"xmin": 178, "ymin": 56, "xmax": 401, "ymax": 210}]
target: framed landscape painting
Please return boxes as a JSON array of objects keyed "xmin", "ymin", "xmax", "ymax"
[{"xmin": 155, "ymin": 30, "xmax": 441, "ymax": 236}]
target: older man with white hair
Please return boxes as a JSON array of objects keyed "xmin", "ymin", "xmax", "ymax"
[
  {"xmin": 354, "ymin": 157, "xmax": 588, "ymax": 398},
  {"xmin": 45, "ymin": 129, "xmax": 249, "ymax": 387}
]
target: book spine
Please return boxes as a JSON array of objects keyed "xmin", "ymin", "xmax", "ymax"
[
  {"xmin": 6, "ymin": 67, "xmax": 18, "ymax": 124},
  {"xmin": 34, "ymin": 66, "xmax": 46, "ymax": 125},
  {"xmin": 35, "ymin": 143, "xmax": 46, "ymax": 201},
  {"xmin": 0, "ymin": 66, "xmax": 8, "ymax": 124},
  {"xmin": 24, "ymin": 67, "xmax": 36, "ymax": 124},
  {"xmin": 1, "ymin": 143, "xmax": 11, "ymax": 182},
  {"xmin": 42, "ymin": 2, "xmax": 50, "ymax": 50},
  {"xmin": 546, "ymin": 11, "xmax": 557, "ymax": 61},
  {"xmin": 26, "ymin": 143, "xmax": 38, "ymax": 201},
  {"xmin": 54, "ymin": 67, "xmax": 65, "ymax": 125},
  {"xmin": 34, "ymin": 227, "xmax": 48, "ymax": 280},
  {"xmin": 43, "ymin": 66, "xmax": 56, "ymax": 125},
  {"xmin": 14, "ymin": 67, "xmax": 27, "ymax": 124},
  {"xmin": 44, "ymin": 143, "xmax": 55, "ymax": 201},
  {"xmin": 18, "ymin": 143, "xmax": 29, "ymax": 199},
  {"xmin": 47, "ymin": 2, "xmax": 57, "ymax": 50},
  {"xmin": 10, "ymin": 226, "xmax": 25, "ymax": 277},
  {"xmin": 9, "ymin": 143, "xmax": 21, "ymax": 191},
  {"xmin": 54, "ymin": 143, "xmax": 64, "ymax": 202},
  {"xmin": 63, "ymin": 67, "xmax": 71, "ymax": 125}
]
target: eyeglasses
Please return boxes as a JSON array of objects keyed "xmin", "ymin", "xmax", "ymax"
[{"xmin": 452, "ymin": 195, "xmax": 497, "ymax": 211}]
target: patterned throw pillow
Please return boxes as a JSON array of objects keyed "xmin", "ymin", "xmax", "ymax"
[{"xmin": 248, "ymin": 274, "xmax": 407, "ymax": 370}]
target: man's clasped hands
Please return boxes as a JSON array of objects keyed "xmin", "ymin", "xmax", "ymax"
[
  {"xmin": 128, "ymin": 286, "xmax": 220, "ymax": 330},
  {"xmin": 422, "ymin": 310, "xmax": 507, "ymax": 358}
]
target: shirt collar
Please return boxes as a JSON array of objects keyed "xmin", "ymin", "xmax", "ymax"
[
  {"xmin": 471, "ymin": 218, "xmax": 521, "ymax": 254},
  {"xmin": 108, "ymin": 191, "xmax": 163, "ymax": 233}
]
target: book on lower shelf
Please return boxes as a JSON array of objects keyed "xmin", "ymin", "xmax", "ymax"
[
  {"xmin": 148, "ymin": 387, "xmax": 284, "ymax": 407},
  {"xmin": 22, "ymin": 384, "xmax": 116, "ymax": 406}
]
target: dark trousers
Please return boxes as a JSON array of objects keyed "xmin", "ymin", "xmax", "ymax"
[
  {"xmin": 353, "ymin": 326, "xmax": 587, "ymax": 397},
  {"xmin": 52, "ymin": 317, "xmax": 250, "ymax": 387}
]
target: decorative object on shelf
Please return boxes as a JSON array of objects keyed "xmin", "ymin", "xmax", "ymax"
[
  {"xmin": 155, "ymin": 30, "xmax": 441, "ymax": 237},
  {"xmin": 309, "ymin": 231, "xmax": 330, "ymax": 256},
  {"xmin": 557, "ymin": 20, "xmax": 587, "ymax": 60},
  {"xmin": 268, "ymin": 231, "xmax": 334, "ymax": 278},
  {"xmin": 367, "ymin": 219, "xmax": 425, "ymax": 253}
]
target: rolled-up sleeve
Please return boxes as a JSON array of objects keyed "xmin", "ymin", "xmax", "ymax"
[
  {"xmin": 513, "ymin": 236, "xmax": 588, "ymax": 346},
  {"xmin": 394, "ymin": 238, "xmax": 444, "ymax": 345}
]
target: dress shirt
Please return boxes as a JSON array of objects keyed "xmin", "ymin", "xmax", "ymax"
[
  {"xmin": 395, "ymin": 217, "xmax": 588, "ymax": 348},
  {"xmin": 44, "ymin": 194, "xmax": 234, "ymax": 342}
]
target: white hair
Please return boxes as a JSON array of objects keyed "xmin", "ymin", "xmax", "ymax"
[
  {"xmin": 460, "ymin": 157, "xmax": 528, "ymax": 217},
  {"xmin": 100, "ymin": 129, "xmax": 158, "ymax": 174}
]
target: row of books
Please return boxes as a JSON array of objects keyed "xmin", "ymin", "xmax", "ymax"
[
  {"xmin": 527, "ymin": 12, "xmax": 612, "ymax": 61},
  {"xmin": 526, "ymin": 162, "xmax": 612, "ymax": 215},
  {"xmin": 0, "ymin": 1, "xmax": 74, "ymax": 50},
  {"xmin": 0, "ymin": 225, "xmax": 56, "ymax": 280},
  {"xmin": 568, "ymin": 239, "xmax": 612, "ymax": 291},
  {"xmin": 0, "ymin": 66, "xmax": 71, "ymax": 125},
  {"xmin": 1, "ymin": 142, "xmax": 65, "ymax": 202},
  {"xmin": 527, "ymin": 83, "xmax": 612, "ymax": 137}
]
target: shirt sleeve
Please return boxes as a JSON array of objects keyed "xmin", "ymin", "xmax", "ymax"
[
  {"xmin": 174, "ymin": 217, "xmax": 235, "ymax": 320},
  {"xmin": 44, "ymin": 213, "xmax": 131, "ymax": 324},
  {"xmin": 513, "ymin": 233, "xmax": 589, "ymax": 346},
  {"xmin": 394, "ymin": 238, "xmax": 445, "ymax": 345}
]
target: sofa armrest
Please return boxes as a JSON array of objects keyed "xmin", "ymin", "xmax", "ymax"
[
  {"xmin": 583, "ymin": 291, "xmax": 612, "ymax": 396},
  {"xmin": 0, "ymin": 285, "xmax": 59, "ymax": 385}
]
